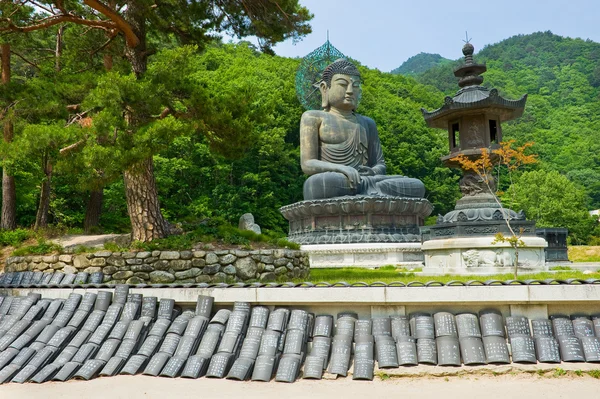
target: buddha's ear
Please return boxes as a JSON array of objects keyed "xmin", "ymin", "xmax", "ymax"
[{"xmin": 319, "ymin": 81, "xmax": 329, "ymax": 110}]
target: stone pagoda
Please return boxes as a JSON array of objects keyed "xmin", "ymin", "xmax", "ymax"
[{"xmin": 420, "ymin": 42, "xmax": 547, "ymax": 274}]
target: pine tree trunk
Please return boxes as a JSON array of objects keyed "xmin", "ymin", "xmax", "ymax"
[
  {"xmin": 120, "ymin": 1, "xmax": 168, "ymax": 241},
  {"xmin": 35, "ymin": 157, "xmax": 52, "ymax": 229},
  {"xmin": 123, "ymin": 158, "xmax": 167, "ymax": 241},
  {"xmin": 84, "ymin": 189, "xmax": 104, "ymax": 234},
  {"xmin": 1, "ymin": 43, "xmax": 16, "ymax": 230}
]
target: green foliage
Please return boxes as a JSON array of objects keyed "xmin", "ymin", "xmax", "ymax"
[
  {"xmin": 0, "ymin": 229, "xmax": 32, "ymax": 247},
  {"xmin": 12, "ymin": 239, "xmax": 62, "ymax": 256},
  {"xmin": 504, "ymin": 170, "xmax": 596, "ymax": 244},
  {"xmin": 391, "ymin": 53, "xmax": 452, "ymax": 76}
]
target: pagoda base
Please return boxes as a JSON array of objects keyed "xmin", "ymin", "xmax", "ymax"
[
  {"xmin": 422, "ymin": 236, "xmax": 548, "ymax": 275},
  {"xmin": 302, "ymin": 243, "xmax": 424, "ymax": 268}
]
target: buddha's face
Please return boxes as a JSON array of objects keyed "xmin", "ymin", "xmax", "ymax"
[{"xmin": 321, "ymin": 73, "xmax": 361, "ymax": 111}]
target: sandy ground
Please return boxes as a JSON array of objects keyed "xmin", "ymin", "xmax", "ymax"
[{"xmin": 0, "ymin": 374, "xmax": 598, "ymax": 399}]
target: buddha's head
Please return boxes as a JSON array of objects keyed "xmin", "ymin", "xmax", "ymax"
[{"xmin": 320, "ymin": 59, "xmax": 361, "ymax": 112}]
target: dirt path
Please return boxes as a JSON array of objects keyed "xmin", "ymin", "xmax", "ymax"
[{"xmin": 0, "ymin": 374, "xmax": 598, "ymax": 399}]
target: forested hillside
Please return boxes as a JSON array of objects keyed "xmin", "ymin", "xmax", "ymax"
[
  {"xmin": 1, "ymin": 22, "xmax": 598, "ymax": 244},
  {"xmin": 391, "ymin": 53, "xmax": 451, "ymax": 76}
]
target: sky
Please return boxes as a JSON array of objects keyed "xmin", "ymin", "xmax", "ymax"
[{"xmin": 252, "ymin": 0, "xmax": 600, "ymax": 72}]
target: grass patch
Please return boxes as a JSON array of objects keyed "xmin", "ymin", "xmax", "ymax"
[
  {"xmin": 0, "ymin": 228, "xmax": 32, "ymax": 247},
  {"xmin": 131, "ymin": 223, "xmax": 299, "ymax": 252},
  {"xmin": 569, "ymin": 246, "xmax": 600, "ymax": 262},
  {"xmin": 553, "ymin": 368, "xmax": 566, "ymax": 377},
  {"xmin": 587, "ymin": 370, "xmax": 600, "ymax": 379},
  {"xmin": 293, "ymin": 268, "xmax": 600, "ymax": 284},
  {"xmin": 12, "ymin": 239, "xmax": 63, "ymax": 256}
]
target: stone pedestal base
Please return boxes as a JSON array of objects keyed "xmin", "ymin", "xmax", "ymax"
[
  {"xmin": 302, "ymin": 243, "xmax": 424, "ymax": 268},
  {"xmin": 280, "ymin": 196, "xmax": 433, "ymax": 245},
  {"xmin": 422, "ymin": 236, "xmax": 548, "ymax": 275}
]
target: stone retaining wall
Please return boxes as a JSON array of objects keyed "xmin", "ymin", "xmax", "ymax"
[{"xmin": 5, "ymin": 249, "xmax": 309, "ymax": 284}]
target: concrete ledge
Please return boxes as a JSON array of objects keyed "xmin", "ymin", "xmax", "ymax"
[{"xmin": 4, "ymin": 284, "xmax": 600, "ymax": 306}]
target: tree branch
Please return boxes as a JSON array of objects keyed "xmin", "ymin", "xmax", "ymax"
[
  {"xmin": 1, "ymin": 15, "xmax": 117, "ymax": 33},
  {"xmin": 10, "ymin": 50, "xmax": 41, "ymax": 70},
  {"xmin": 82, "ymin": 0, "xmax": 140, "ymax": 48}
]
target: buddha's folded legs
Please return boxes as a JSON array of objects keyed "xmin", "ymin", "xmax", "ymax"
[
  {"xmin": 373, "ymin": 175, "xmax": 426, "ymax": 198},
  {"xmin": 303, "ymin": 172, "xmax": 356, "ymax": 200},
  {"xmin": 304, "ymin": 172, "xmax": 426, "ymax": 200}
]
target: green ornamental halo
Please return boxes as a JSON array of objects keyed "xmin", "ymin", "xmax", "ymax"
[{"xmin": 295, "ymin": 40, "xmax": 347, "ymax": 110}]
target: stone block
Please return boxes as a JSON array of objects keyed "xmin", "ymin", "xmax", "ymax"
[
  {"xmin": 170, "ymin": 260, "xmax": 192, "ymax": 271},
  {"xmin": 122, "ymin": 252, "xmax": 136, "ymax": 259},
  {"xmin": 53, "ymin": 261, "xmax": 67, "ymax": 270},
  {"xmin": 14, "ymin": 262, "xmax": 29, "ymax": 272},
  {"xmin": 274, "ymin": 266, "xmax": 287, "ymax": 276},
  {"xmin": 205, "ymin": 253, "xmax": 218, "ymax": 264},
  {"xmin": 222, "ymin": 265, "xmax": 236, "ymax": 275},
  {"xmin": 63, "ymin": 266, "xmax": 77, "ymax": 274},
  {"xmin": 136, "ymin": 251, "xmax": 151, "ymax": 259},
  {"xmin": 195, "ymin": 275, "xmax": 211, "ymax": 283},
  {"xmin": 212, "ymin": 272, "xmax": 228, "ymax": 283},
  {"xmin": 274, "ymin": 258, "xmax": 288, "ymax": 267},
  {"xmin": 160, "ymin": 251, "xmax": 180, "ymax": 260},
  {"xmin": 149, "ymin": 271, "xmax": 175, "ymax": 284},
  {"xmin": 126, "ymin": 277, "xmax": 145, "ymax": 285},
  {"xmin": 234, "ymin": 250, "xmax": 250, "ymax": 257},
  {"xmin": 113, "ymin": 271, "xmax": 134, "ymax": 280},
  {"xmin": 193, "ymin": 250, "xmax": 206, "ymax": 258},
  {"xmin": 203, "ymin": 264, "xmax": 220, "ymax": 275},
  {"xmin": 235, "ymin": 257, "xmax": 257, "ymax": 280},
  {"xmin": 131, "ymin": 264, "xmax": 154, "ymax": 272},
  {"xmin": 42, "ymin": 255, "xmax": 59, "ymax": 263},
  {"xmin": 35, "ymin": 262, "xmax": 50, "ymax": 271},
  {"xmin": 58, "ymin": 255, "xmax": 73, "ymax": 263},
  {"xmin": 125, "ymin": 258, "xmax": 143, "ymax": 265},
  {"xmin": 265, "ymin": 264, "xmax": 275, "ymax": 272},
  {"xmin": 260, "ymin": 272, "xmax": 276, "ymax": 283},
  {"xmin": 191, "ymin": 258, "xmax": 206, "ymax": 268},
  {"xmin": 286, "ymin": 262, "xmax": 294, "ymax": 271},
  {"xmin": 107, "ymin": 256, "xmax": 125, "ymax": 267},
  {"xmin": 31, "ymin": 256, "xmax": 42, "ymax": 263},
  {"xmin": 174, "ymin": 268, "xmax": 200, "ymax": 280},
  {"xmin": 215, "ymin": 250, "xmax": 229, "ymax": 255},
  {"xmin": 180, "ymin": 251, "xmax": 193, "ymax": 260},
  {"xmin": 152, "ymin": 251, "xmax": 161, "ymax": 257},
  {"xmin": 90, "ymin": 258, "xmax": 106, "ymax": 267},
  {"xmin": 257, "ymin": 262, "xmax": 265, "ymax": 273},
  {"xmin": 144, "ymin": 257, "xmax": 158, "ymax": 264},
  {"xmin": 93, "ymin": 251, "xmax": 112, "ymax": 258},
  {"xmin": 134, "ymin": 272, "xmax": 150, "ymax": 280},
  {"xmin": 153, "ymin": 260, "xmax": 170, "ymax": 271},
  {"xmin": 83, "ymin": 267, "xmax": 102, "ymax": 274},
  {"xmin": 103, "ymin": 266, "xmax": 118, "ymax": 275},
  {"xmin": 219, "ymin": 254, "xmax": 237, "ymax": 265},
  {"xmin": 260, "ymin": 255, "xmax": 274, "ymax": 264}
]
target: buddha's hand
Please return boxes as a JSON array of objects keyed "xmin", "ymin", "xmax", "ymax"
[
  {"xmin": 338, "ymin": 165, "xmax": 361, "ymax": 189},
  {"xmin": 357, "ymin": 166, "xmax": 375, "ymax": 176}
]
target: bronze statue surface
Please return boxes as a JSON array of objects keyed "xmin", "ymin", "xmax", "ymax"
[{"xmin": 300, "ymin": 59, "xmax": 425, "ymax": 200}]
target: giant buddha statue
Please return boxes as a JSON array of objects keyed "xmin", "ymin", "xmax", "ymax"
[
  {"xmin": 280, "ymin": 57, "xmax": 432, "ymax": 249},
  {"xmin": 300, "ymin": 59, "xmax": 425, "ymax": 200}
]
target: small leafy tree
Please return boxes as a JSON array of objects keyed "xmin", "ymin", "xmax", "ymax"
[{"xmin": 451, "ymin": 140, "xmax": 537, "ymax": 278}]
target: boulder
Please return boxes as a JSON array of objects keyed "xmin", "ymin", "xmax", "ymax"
[{"xmin": 238, "ymin": 213, "xmax": 261, "ymax": 235}]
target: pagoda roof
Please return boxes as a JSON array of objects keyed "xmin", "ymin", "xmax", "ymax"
[
  {"xmin": 421, "ymin": 42, "xmax": 527, "ymax": 129},
  {"xmin": 421, "ymin": 86, "xmax": 527, "ymax": 129}
]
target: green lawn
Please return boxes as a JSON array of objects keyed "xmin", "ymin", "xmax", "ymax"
[{"xmin": 293, "ymin": 266, "xmax": 600, "ymax": 284}]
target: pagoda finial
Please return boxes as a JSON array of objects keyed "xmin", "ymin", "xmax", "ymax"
[{"xmin": 454, "ymin": 38, "xmax": 485, "ymax": 88}]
